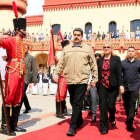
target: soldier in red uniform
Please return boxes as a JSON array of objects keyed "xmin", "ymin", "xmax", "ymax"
[{"xmin": 0, "ymin": 8, "xmax": 26, "ymax": 136}]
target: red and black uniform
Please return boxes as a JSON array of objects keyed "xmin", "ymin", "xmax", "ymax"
[
  {"xmin": 0, "ymin": 6, "xmax": 27, "ymax": 135},
  {"xmin": 0, "ymin": 35, "xmax": 25, "ymax": 106}
]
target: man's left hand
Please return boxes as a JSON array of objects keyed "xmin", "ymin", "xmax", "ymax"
[
  {"xmin": 119, "ymin": 86, "xmax": 125, "ymax": 94},
  {"xmin": 33, "ymin": 82, "xmax": 37, "ymax": 86},
  {"xmin": 90, "ymin": 82, "xmax": 96, "ymax": 88}
]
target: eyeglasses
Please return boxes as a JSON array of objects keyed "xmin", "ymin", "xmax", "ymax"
[{"xmin": 103, "ymin": 46, "xmax": 110, "ymax": 49}]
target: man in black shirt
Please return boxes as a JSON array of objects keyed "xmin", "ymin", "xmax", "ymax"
[{"xmin": 122, "ymin": 46, "xmax": 140, "ymax": 132}]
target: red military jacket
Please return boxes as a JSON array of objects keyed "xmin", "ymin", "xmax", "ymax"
[{"xmin": 0, "ymin": 35, "xmax": 25, "ymax": 74}]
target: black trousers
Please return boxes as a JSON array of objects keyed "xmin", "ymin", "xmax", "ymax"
[
  {"xmin": 20, "ymin": 83, "xmax": 31, "ymax": 110},
  {"xmin": 98, "ymin": 84, "xmax": 118, "ymax": 131},
  {"xmin": 68, "ymin": 84, "xmax": 87, "ymax": 130},
  {"xmin": 122, "ymin": 90, "xmax": 139, "ymax": 124}
]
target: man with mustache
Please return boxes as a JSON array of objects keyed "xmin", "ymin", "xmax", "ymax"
[
  {"xmin": 53, "ymin": 28, "xmax": 98, "ymax": 136},
  {"xmin": 0, "ymin": 14, "xmax": 27, "ymax": 135}
]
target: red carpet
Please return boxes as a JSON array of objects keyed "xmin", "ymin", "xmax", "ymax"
[{"xmin": 9, "ymin": 102, "xmax": 140, "ymax": 140}]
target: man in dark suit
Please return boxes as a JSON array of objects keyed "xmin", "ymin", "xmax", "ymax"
[{"xmin": 20, "ymin": 45, "xmax": 37, "ymax": 113}]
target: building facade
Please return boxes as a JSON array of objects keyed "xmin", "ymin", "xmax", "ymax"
[{"xmin": 26, "ymin": 0, "xmax": 140, "ymax": 36}]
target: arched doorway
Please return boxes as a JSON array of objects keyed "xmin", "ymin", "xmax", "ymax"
[
  {"xmin": 35, "ymin": 53, "xmax": 48, "ymax": 71},
  {"xmin": 130, "ymin": 20, "xmax": 140, "ymax": 34},
  {"xmin": 85, "ymin": 22, "xmax": 92, "ymax": 39},
  {"xmin": 109, "ymin": 21, "xmax": 117, "ymax": 33},
  {"xmin": 52, "ymin": 24, "xmax": 61, "ymax": 35}
]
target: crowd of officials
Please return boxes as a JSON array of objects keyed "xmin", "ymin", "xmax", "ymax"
[{"xmin": 2, "ymin": 27, "xmax": 140, "ymax": 42}]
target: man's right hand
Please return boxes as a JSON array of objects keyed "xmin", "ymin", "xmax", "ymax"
[
  {"xmin": 2, "ymin": 56, "xmax": 7, "ymax": 61},
  {"xmin": 53, "ymin": 77, "xmax": 58, "ymax": 83}
]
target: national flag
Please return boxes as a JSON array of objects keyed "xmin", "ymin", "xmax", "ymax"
[{"xmin": 48, "ymin": 29, "xmax": 55, "ymax": 66}]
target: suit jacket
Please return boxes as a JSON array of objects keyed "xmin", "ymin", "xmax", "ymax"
[
  {"xmin": 97, "ymin": 55, "xmax": 123, "ymax": 88},
  {"xmin": 24, "ymin": 53, "xmax": 37, "ymax": 84}
]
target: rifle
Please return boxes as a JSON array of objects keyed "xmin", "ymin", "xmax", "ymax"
[{"xmin": 0, "ymin": 73, "xmax": 10, "ymax": 136}]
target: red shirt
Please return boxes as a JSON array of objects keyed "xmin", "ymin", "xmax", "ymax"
[{"xmin": 100, "ymin": 59, "xmax": 110, "ymax": 88}]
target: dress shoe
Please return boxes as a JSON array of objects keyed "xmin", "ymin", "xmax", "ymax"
[
  {"xmin": 88, "ymin": 110, "xmax": 92, "ymax": 116},
  {"xmin": 127, "ymin": 124, "xmax": 135, "ymax": 132},
  {"xmin": 91, "ymin": 116, "xmax": 96, "ymax": 122},
  {"xmin": 64, "ymin": 111, "xmax": 71, "ymax": 116},
  {"xmin": 125, "ymin": 119, "xmax": 128, "ymax": 125},
  {"xmin": 14, "ymin": 126, "xmax": 26, "ymax": 132},
  {"xmin": 56, "ymin": 113, "xmax": 66, "ymax": 119},
  {"xmin": 63, "ymin": 109, "xmax": 71, "ymax": 116},
  {"xmin": 101, "ymin": 130, "xmax": 108, "ymax": 135},
  {"xmin": 67, "ymin": 128, "xmax": 75, "ymax": 136},
  {"xmin": 23, "ymin": 109, "xmax": 31, "ymax": 113},
  {"xmin": 0, "ymin": 125, "xmax": 16, "ymax": 136},
  {"xmin": 111, "ymin": 121, "xmax": 116, "ymax": 128}
]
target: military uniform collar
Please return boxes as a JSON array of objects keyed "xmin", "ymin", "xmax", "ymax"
[{"xmin": 16, "ymin": 35, "xmax": 23, "ymax": 40}]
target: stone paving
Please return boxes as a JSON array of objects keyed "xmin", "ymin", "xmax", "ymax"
[{"xmin": 0, "ymin": 91, "xmax": 72, "ymax": 140}]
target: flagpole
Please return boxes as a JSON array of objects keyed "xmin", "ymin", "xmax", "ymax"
[
  {"xmin": 48, "ymin": 27, "xmax": 64, "ymax": 118},
  {"xmin": 0, "ymin": 73, "xmax": 10, "ymax": 136}
]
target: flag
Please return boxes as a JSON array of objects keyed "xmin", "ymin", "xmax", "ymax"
[{"xmin": 48, "ymin": 29, "xmax": 55, "ymax": 67}]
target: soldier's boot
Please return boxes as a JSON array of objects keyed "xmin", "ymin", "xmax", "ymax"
[
  {"xmin": 11, "ymin": 106, "xmax": 26, "ymax": 132},
  {"xmin": 62, "ymin": 100, "xmax": 71, "ymax": 116},
  {"xmin": 0, "ymin": 106, "xmax": 16, "ymax": 136},
  {"xmin": 56, "ymin": 101, "xmax": 65, "ymax": 119}
]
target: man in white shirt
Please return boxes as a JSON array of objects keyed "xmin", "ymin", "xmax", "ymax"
[
  {"xmin": 0, "ymin": 48, "xmax": 7, "ymax": 87},
  {"xmin": 49, "ymin": 69, "xmax": 57, "ymax": 95},
  {"xmin": 135, "ymin": 28, "xmax": 140, "ymax": 39},
  {"xmin": 83, "ymin": 32, "xmax": 87, "ymax": 40},
  {"xmin": 0, "ymin": 35, "xmax": 8, "ymax": 89},
  {"xmin": 125, "ymin": 30, "xmax": 130, "ymax": 39},
  {"xmin": 37, "ymin": 71, "xmax": 43, "ymax": 92},
  {"xmin": 88, "ymin": 31, "xmax": 92, "ymax": 40},
  {"xmin": 35, "ymin": 33, "xmax": 39, "ymax": 41}
]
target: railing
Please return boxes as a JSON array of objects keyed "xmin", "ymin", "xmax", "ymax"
[{"xmin": 23, "ymin": 34, "xmax": 140, "ymax": 53}]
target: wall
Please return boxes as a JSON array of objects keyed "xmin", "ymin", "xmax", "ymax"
[
  {"xmin": 26, "ymin": 25, "xmax": 43, "ymax": 35},
  {"xmin": 42, "ymin": 4, "xmax": 140, "ymax": 34},
  {"xmin": 0, "ymin": 10, "xmax": 22, "ymax": 31}
]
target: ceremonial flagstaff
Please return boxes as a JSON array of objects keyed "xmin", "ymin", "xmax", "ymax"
[
  {"xmin": 48, "ymin": 29, "xmax": 64, "ymax": 118},
  {"xmin": 48, "ymin": 29, "xmax": 55, "ymax": 67},
  {"xmin": 0, "ymin": 73, "xmax": 10, "ymax": 136}
]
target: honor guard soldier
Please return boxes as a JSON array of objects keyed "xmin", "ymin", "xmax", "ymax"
[{"xmin": 0, "ymin": 1, "xmax": 27, "ymax": 136}]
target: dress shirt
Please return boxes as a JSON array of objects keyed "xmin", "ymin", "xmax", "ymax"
[{"xmin": 122, "ymin": 58, "xmax": 140, "ymax": 91}]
